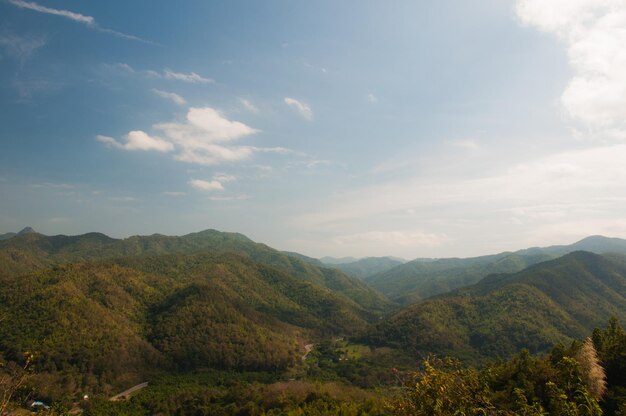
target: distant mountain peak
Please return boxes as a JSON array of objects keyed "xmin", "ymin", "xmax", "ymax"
[
  {"xmin": 17, "ymin": 226, "xmax": 36, "ymax": 235},
  {"xmin": 320, "ymin": 256, "xmax": 359, "ymax": 265}
]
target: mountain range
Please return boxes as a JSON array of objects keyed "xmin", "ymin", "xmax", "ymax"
[
  {"xmin": 2, "ymin": 228, "xmax": 626, "ymax": 402},
  {"xmin": 364, "ymin": 235, "xmax": 626, "ymax": 304},
  {"xmin": 0, "ymin": 228, "xmax": 393, "ymax": 398},
  {"xmin": 0, "ymin": 228, "xmax": 391, "ymax": 315},
  {"xmin": 366, "ymin": 250, "xmax": 626, "ymax": 362},
  {"xmin": 321, "ymin": 256, "xmax": 406, "ymax": 279}
]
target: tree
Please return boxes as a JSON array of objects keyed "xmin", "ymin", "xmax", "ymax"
[
  {"xmin": 0, "ymin": 352, "xmax": 33, "ymax": 414},
  {"xmin": 388, "ymin": 357, "xmax": 500, "ymax": 416},
  {"xmin": 575, "ymin": 338, "xmax": 607, "ymax": 401}
]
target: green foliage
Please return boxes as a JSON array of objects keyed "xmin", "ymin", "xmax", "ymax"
[
  {"xmin": 0, "ymin": 229, "xmax": 393, "ymax": 315},
  {"xmin": 390, "ymin": 350, "xmax": 606, "ymax": 416},
  {"xmin": 83, "ymin": 378, "xmax": 389, "ymax": 416},
  {"xmin": 365, "ymin": 251, "xmax": 557, "ymax": 304},
  {"xmin": 0, "ymin": 250, "xmax": 384, "ymax": 401},
  {"xmin": 589, "ymin": 318, "xmax": 626, "ymax": 415},
  {"xmin": 389, "ymin": 357, "xmax": 497, "ymax": 416},
  {"xmin": 367, "ymin": 252, "xmax": 626, "ymax": 363},
  {"xmin": 366, "ymin": 236, "xmax": 626, "ymax": 305}
]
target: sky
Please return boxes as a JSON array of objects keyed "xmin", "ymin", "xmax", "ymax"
[{"xmin": 1, "ymin": 0, "xmax": 626, "ymax": 259}]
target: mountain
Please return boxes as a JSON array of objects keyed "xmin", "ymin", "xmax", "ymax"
[
  {"xmin": 366, "ymin": 251, "xmax": 626, "ymax": 362},
  {"xmin": 320, "ymin": 256, "xmax": 359, "ymax": 265},
  {"xmin": 17, "ymin": 226, "xmax": 36, "ymax": 235},
  {"xmin": 366, "ymin": 235, "xmax": 626, "ymax": 304},
  {"xmin": 0, "ymin": 226, "xmax": 36, "ymax": 240},
  {"xmin": 0, "ymin": 229, "xmax": 392, "ymax": 315},
  {"xmin": 0, "ymin": 250, "xmax": 381, "ymax": 398},
  {"xmin": 328, "ymin": 257, "xmax": 406, "ymax": 280},
  {"xmin": 0, "ymin": 232, "xmax": 16, "ymax": 241}
]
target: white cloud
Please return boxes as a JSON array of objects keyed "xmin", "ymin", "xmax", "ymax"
[
  {"xmin": 213, "ymin": 174, "xmax": 237, "ymax": 182},
  {"xmin": 175, "ymin": 145, "xmax": 253, "ymax": 165},
  {"xmin": 250, "ymin": 146, "xmax": 293, "ymax": 155},
  {"xmin": 180, "ymin": 107, "xmax": 257, "ymax": 141},
  {"xmin": 30, "ymin": 182, "xmax": 75, "ymax": 189},
  {"xmin": 189, "ymin": 179, "xmax": 224, "ymax": 191},
  {"xmin": 516, "ymin": 0, "xmax": 626, "ymax": 139},
  {"xmin": 8, "ymin": 0, "xmax": 151, "ymax": 43},
  {"xmin": 254, "ymin": 165, "xmax": 273, "ymax": 176},
  {"xmin": 367, "ymin": 93, "xmax": 377, "ymax": 103},
  {"xmin": 99, "ymin": 106, "xmax": 293, "ymax": 166},
  {"xmin": 113, "ymin": 63, "xmax": 135, "ymax": 73},
  {"xmin": 112, "ymin": 64, "xmax": 211, "ymax": 84},
  {"xmin": 163, "ymin": 69, "xmax": 213, "ymax": 84},
  {"xmin": 448, "ymin": 139, "xmax": 479, "ymax": 150},
  {"xmin": 0, "ymin": 32, "xmax": 46, "ymax": 65},
  {"xmin": 240, "ymin": 98, "xmax": 259, "ymax": 113},
  {"xmin": 97, "ymin": 131, "xmax": 174, "ymax": 152},
  {"xmin": 152, "ymin": 89, "xmax": 186, "ymax": 105},
  {"xmin": 155, "ymin": 107, "xmax": 259, "ymax": 165},
  {"xmin": 209, "ymin": 194, "xmax": 250, "ymax": 201},
  {"xmin": 8, "ymin": 0, "xmax": 94, "ymax": 24},
  {"xmin": 284, "ymin": 97, "xmax": 313, "ymax": 120}
]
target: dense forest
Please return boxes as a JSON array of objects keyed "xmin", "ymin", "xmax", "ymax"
[
  {"xmin": 0, "ymin": 230, "xmax": 625, "ymax": 414},
  {"xmin": 366, "ymin": 251, "xmax": 626, "ymax": 362},
  {"xmin": 365, "ymin": 236, "xmax": 626, "ymax": 305}
]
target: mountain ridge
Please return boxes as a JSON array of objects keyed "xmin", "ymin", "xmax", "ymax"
[
  {"xmin": 366, "ymin": 251, "xmax": 626, "ymax": 362},
  {"xmin": 365, "ymin": 235, "xmax": 626, "ymax": 304},
  {"xmin": 0, "ymin": 228, "xmax": 393, "ymax": 315}
]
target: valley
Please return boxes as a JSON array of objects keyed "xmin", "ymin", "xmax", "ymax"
[{"xmin": 0, "ymin": 229, "xmax": 625, "ymax": 414}]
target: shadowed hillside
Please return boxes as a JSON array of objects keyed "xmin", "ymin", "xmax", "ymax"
[{"xmin": 367, "ymin": 251, "xmax": 626, "ymax": 362}]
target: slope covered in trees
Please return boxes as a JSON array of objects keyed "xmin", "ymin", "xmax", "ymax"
[
  {"xmin": 0, "ymin": 229, "xmax": 392, "ymax": 314},
  {"xmin": 367, "ymin": 252, "xmax": 626, "ymax": 362},
  {"xmin": 2, "ymin": 229, "xmax": 626, "ymax": 414},
  {"xmin": 0, "ymin": 250, "xmax": 384, "ymax": 400},
  {"xmin": 366, "ymin": 235, "xmax": 626, "ymax": 304}
]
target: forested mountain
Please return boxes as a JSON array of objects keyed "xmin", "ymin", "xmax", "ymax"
[
  {"xmin": 320, "ymin": 256, "xmax": 359, "ymax": 265},
  {"xmin": 1, "ymin": 227, "xmax": 626, "ymax": 414},
  {"xmin": 0, "ymin": 250, "xmax": 383, "ymax": 399},
  {"xmin": 366, "ymin": 235, "xmax": 626, "ymax": 304},
  {"xmin": 0, "ymin": 226, "xmax": 35, "ymax": 241},
  {"xmin": 367, "ymin": 251, "xmax": 626, "ymax": 362},
  {"xmin": 326, "ymin": 256, "xmax": 406, "ymax": 280},
  {"xmin": 0, "ymin": 232, "xmax": 16, "ymax": 240},
  {"xmin": 0, "ymin": 229, "xmax": 392, "ymax": 314}
]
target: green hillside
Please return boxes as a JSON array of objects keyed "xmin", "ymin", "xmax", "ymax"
[
  {"xmin": 366, "ymin": 235, "xmax": 626, "ymax": 304},
  {"xmin": 0, "ymin": 229, "xmax": 392, "ymax": 314},
  {"xmin": 367, "ymin": 251, "xmax": 626, "ymax": 362},
  {"xmin": 0, "ymin": 250, "xmax": 381, "ymax": 399}
]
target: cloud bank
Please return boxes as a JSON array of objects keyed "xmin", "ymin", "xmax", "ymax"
[{"xmin": 516, "ymin": 0, "xmax": 626, "ymax": 140}]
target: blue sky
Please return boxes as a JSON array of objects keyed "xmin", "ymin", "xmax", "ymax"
[{"xmin": 2, "ymin": 0, "xmax": 626, "ymax": 258}]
